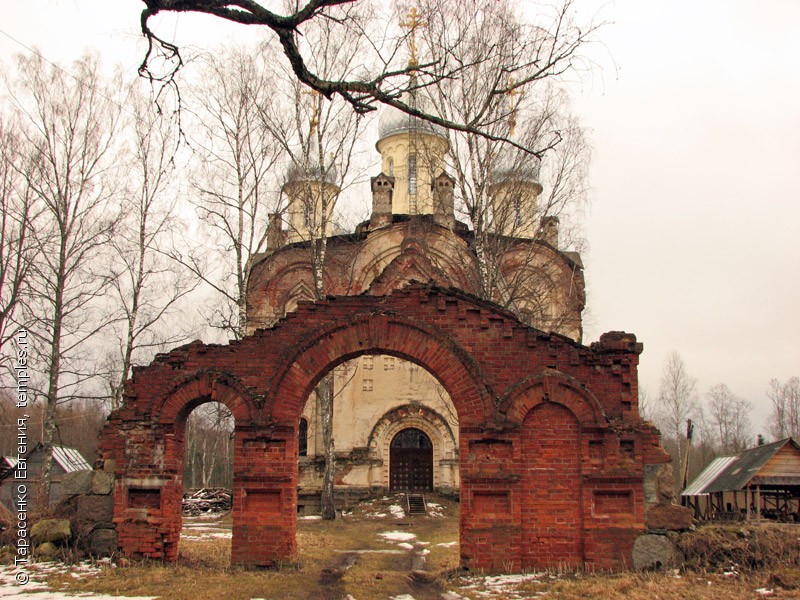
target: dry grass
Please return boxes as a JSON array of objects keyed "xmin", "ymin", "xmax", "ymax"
[{"xmin": 35, "ymin": 497, "xmax": 800, "ymax": 599}]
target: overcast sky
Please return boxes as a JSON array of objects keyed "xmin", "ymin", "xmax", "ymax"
[{"xmin": 2, "ymin": 1, "xmax": 798, "ymax": 435}]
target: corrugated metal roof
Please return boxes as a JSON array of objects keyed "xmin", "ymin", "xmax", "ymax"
[
  {"xmin": 681, "ymin": 438, "xmax": 800, "ymax": 495},
  {"xmin": 704, "ymin": 439, "xmax": 793, "ymax": 493},
  {"xmin": 681, "ymin": 455, "xmax": 738, "ymax": 496},
  {"xmin": 51, "ymin": 446, "xmax": 91, "ymax": 473}
]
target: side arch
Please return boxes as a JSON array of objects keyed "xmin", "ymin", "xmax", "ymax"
[
  {"xmin": 502, "ymin": 369, "xmax": 608, "ymax": 428},
  {"xmin": 267, "ymin": 312, "xmax": 495, "ymax": 427},
  {"xmin": 155, "ymin": 369, "xmax": 255, "ymax": 426}
]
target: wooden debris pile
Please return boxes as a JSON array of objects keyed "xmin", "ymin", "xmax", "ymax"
[{"xmin": 182, "ymin": 488, "xmax": 232, "ymax": 516}]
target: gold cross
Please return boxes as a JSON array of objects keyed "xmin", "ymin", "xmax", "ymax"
[
  {"xmin": 400, "ymin": 7, "xmax": 427, "ymax": 69},
  {"xmin": 303, "ymin": 88, "xmax": 321, "ymax": 135}
]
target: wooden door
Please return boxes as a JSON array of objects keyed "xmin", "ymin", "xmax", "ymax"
[{"xmin": 390, "ymin": 428, "xmax": 433, "ymax": 491}]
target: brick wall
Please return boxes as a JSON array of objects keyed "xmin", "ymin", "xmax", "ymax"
[{"xmin": 99, "ymin": 283, "xmax": 668, "ymax": 571}]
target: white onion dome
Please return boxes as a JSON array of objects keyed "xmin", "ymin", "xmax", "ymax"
[
  {"xmin": 377, "ymin": 101, "xmax": 448, "ymax": 143},
  {"xmin": 491, "ymin": 146, "xmax": 542, "ymax": 186},
  {"xmin": 283, "ymin": 144, "xmax": 338, "ymax": 186}
]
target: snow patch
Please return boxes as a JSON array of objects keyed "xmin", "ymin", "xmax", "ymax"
[
  {"xmin": 379, "ymin": 530, "xmax": 417, "ymax": 543},
  {"xmin": 0, "ymin": 564, "xmax": 156, "ymax": 600},
  {"xmin": 388, "ymin": 504, "xmax": 406, "ymax": 518}
]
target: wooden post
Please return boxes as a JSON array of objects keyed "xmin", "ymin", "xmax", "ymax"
[
  {"xmin": 745, "ymin": 486, "xmax": 751, "ymax": 522},
  {"xmin": 756, "ymin": 485, "xmax": 761, "ymax": 521}
]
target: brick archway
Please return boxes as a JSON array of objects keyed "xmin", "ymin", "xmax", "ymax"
[{"xmin": 99, "ymin": 283, "xmax": 669, "ymax": 572}]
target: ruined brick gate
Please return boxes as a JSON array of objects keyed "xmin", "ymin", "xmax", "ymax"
[{"xmin": 98, "ymin": 283, "xmax": 668, "ymax": 571}]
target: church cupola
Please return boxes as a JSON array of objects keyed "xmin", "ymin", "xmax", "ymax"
[
  {"xmin": 374, "ymin": 7, "xmax": 450, "ymax": 217},
  {"xmin": 282, "ymin": 147, "xmax": 340, "ymax": 244},
  {"xmin": 488, "ymin": 151, "xmax": 543, "ymax": 238},
  {"xmin": 487, "ymin": 78, "xmax": 543, "ymax": 239}
]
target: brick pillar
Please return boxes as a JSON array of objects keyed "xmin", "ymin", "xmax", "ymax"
[
  {"xmin": 231, "ymin": 425, "xmax": 297, "ymax": 566},
  {"xmin": 459, "ymin": 431, "xmax": 521, "ymax": 571}
]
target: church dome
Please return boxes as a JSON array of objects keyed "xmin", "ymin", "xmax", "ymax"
[
  {"xmin": 377, "ymin": 103, "xmax": 447, "ymax": 143},
  {"xmin": 284, "ymin": 162, "xmax": 338, "ymax": 186},
  {"xmin": 283, "ymin": 144, "xmax": 338, "ymax": 186},
  {"xmin": 491, "ymin": 147, "xmax": 542, "ymax": 186}
]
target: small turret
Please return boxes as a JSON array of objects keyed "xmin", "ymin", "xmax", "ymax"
[
  {"xmin": 370, "ymin": 173, "xmax": 395, "ymax": 229},
  {"xmin": 266, "ymin": 212, "xmax": 286, "ymax": 252},
  {"xmin": 540, "ymin": 216, "xmax": 559, "ymax": 248},
  {"xmin": 432, "ymin": 172, "xmax": 455, "ymax": 229}
]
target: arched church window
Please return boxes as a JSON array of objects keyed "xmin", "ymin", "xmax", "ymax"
[
  {"xmin": 408, "ymin": 154, "xmax": 417, "ymax": 195},
  {"xmin": 298, "ymin": 417, "xmax": 308, "ymax": 457},
  {"xmin": 391, "ymin": 427, "xmax": 432, "ymax": 449},
  {"xmin": 387, "ymin": 158, "xmax": 394, "ymax": 177}
]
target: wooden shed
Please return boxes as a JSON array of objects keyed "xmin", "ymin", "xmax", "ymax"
[
  {"xmin": 0, "ymin": 444, "xmax": 91, "ymax": 512},
  {"xmin": 681, "ymin": 438, "xmax": 800, "ymax": 521}
]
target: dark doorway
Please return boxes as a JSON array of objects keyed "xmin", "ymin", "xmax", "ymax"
[{"xmin": 390, "ymin": 428, "xmax": 433, "ymax": 491}]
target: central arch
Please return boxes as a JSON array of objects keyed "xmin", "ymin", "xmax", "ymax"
[{"xmin": 268, "ymin": 312, "xmax": 494, "ymax": 425}]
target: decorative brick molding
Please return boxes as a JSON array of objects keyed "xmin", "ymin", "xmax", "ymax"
[{"xmin": 98, "ymin": 283, "xmax": 668, "ymax": 571}]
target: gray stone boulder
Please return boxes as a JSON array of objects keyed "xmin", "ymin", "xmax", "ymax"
[
  {"xmin": 30, "ymin": 519, "xmax": 71, "ymax": 545},
  {"xmin": 633, "ymin": 534, "xmax": 684, "ymax": 571},
  {"xmin": 86, "ymin": 528, "xmax": 118, "ymax": 557},
  {"xmin": 60, "ymin": 470, "xmax": 94, "ymax": 496},
  {"xmin": 77, "ymin": 494, "xmax": 114, "ymax": 526},
  {"xmin": 35, "ymin": 542, "xmax": 59, "ymax": 559},
  {"xmin": 644, "ymin": 463, "xmax": 676, "ymax": 505},
  {"xmin": 91, "ymin": 471, "xmax": 115, "ymax": 495}
]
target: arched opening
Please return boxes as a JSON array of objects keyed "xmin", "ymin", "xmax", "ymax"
[
  {"xmin": 390, "ymin": 428, "xmax": 433, "ymax": 491},
  {"xmin": 183, "ymin": 401, "xmax": 235, "ymax": 490},
  {"xmin": 296, "ymin": 354, "xmax": 460, "ymax": 512}
]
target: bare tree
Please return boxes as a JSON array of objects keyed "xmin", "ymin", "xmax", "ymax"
[
  {"xmin": 175, "ymin": 46, "xmax": 283, "ymax": 338},
  {"xmin": 6, "ymin": 53, "xmax": 124, "ymax": 503},
  {"xmin": 411, "ymin": 0, "xmax": 589, "ymax": 336},
  {"xmin": 0, "ymin": 120, "xmax": 40, "ymax": 368},
  {"xmin": 136, "ymin": 0, "xmax": 597, "ymax": 154},
  {"xmin": 655, "ymin": 352, "xmax": 698, "ymax": 492},
  {"xmin": 768, "ymin": 376, "xmax": 800, "ymax": 440},
  {"xmin": 105, "ymin": 85, "xmax": 199, "ymax": 410},
  {"xmin": 258, "ymin": 13, "xmax": 368, "ymax": 519},
  {"xmin": 705, "ymin": 383, "xmax": 752, "ymax": 454}
]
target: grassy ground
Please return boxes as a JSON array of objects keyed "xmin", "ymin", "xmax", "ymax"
[{"xmin": 36, "ymin": 496, "xmax": 800, "ymax": 599}]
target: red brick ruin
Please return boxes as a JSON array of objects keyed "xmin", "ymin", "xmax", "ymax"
[{"xmin": 98, "ymin": 283, "xmax": 669, "ymax": 571}]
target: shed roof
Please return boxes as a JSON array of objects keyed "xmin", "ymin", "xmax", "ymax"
[
  {"xmin": 681, "ymin": 455, "xmax": 738, "ymax": 496},
  {"xmin": 51, "ymin": 446, "xmax": 91, "ymax": 473},
  {"xmin": 0, "ymin": 445, "xmax": 91, "ymax": 482},
  {"xmin": 681, "ymin": 438, "xmax": 800, "ymax": 496}
]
